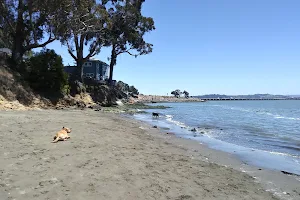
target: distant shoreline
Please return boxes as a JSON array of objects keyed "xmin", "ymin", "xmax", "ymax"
[
  {"xmin": 133, "ymin": 95, "xmax": 205, "ymax": 103},
  {"xmin": 134, "ymin": 95, "xmax": 300, "ymax": 103}
]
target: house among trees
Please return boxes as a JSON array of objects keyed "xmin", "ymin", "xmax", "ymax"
[
  {"xmin": 64, "ymin": 58, "xmax": 110, "ymax": 81},
  {"xmin": 0, "ymin": 48, "xmax": 12, "ymax": 58}
]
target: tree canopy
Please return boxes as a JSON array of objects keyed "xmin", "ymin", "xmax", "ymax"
[
  {"xmin": 26, "ymin": 49, "xmax": 68, "ymax": 94},
  {"xmin": 116, "ymin": 80, "xmax": 139, "ymax": 95},
  {"xmin": 171, "ymin": 89, "xmax": 181, "ymax": 98},
  {"xmin": 171, "ymin": 89, "xmax": 190, "ymax": 98},
  {"xmin": 0, "ymin": 0, "xmax": 64, "ymax": 61},
  {"xmin": 106, "ymin": 0, "xmax": 155, "ymax": 84},
  {"xmin": 56, "ymin": 0, "xmax": 111, "ymax": 81},
  {"xmin": 183, "ymin": 90, "xmax": 189, "ymax": 98},
  {"xmin": 1, "ymin": 0, "xmax": 155, "ymax": 91}
]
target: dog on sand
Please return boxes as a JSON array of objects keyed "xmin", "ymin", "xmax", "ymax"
[
  {"xmin": 52, "ymin": 127, "xmax": 71, "ymax": 143},
  {"xmin": 152, "ymin": 112, "xmax": 159, "ymax": 118}
]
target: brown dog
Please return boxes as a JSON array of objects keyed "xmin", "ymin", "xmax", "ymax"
[{"xmin": 52, "ymin": 127, "xmax": 71, "ymax": 143}]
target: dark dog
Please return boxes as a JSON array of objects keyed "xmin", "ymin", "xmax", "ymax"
[{"xmin": 152, "ymin": 112, "xmax": 159, "ymax": 118}]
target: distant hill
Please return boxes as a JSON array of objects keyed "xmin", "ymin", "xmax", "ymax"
[
  {"xmin": 288, "ymin": 95, "xmax": 300, "ymax": 98},
  {"xmin": 193, "ymin": 94, "xmax": 292, "ymax": 99}
]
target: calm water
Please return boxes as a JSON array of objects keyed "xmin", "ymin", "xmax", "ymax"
[{"xmin": 134, "ymin": 100, "xmax": 300, "ymax": 175}]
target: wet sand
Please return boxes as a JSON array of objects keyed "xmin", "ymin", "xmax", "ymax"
[{"xmin": 0, "ymin": 109, "xmax": 290, "ymax": 200}]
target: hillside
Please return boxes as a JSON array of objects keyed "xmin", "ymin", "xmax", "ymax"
[
  {"xmin": 0, "ymin": 63, "xmax": 123, "ymax": 110},
  {"xmin": 0, "ymin": 64, "xmax": 48, "ymax": 110}
]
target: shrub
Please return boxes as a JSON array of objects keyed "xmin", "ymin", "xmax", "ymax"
[
  {"xmin": 26, "ymin": 49, "xmax": 68, "ymax": 95},
  {"xmin": 116, "ymin": 81, "xmax": 139, "ymax": 95}
]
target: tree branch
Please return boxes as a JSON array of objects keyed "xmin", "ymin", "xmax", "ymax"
[
  {"xmin": 116, "ymin": 46, "xmax": 140, "ymax": 57},
  {"xmin": 79, "ymin": 34, "xmax": 85, "ymax": 52},
  {"xmin": 24, "ymin": 35, "xmax": 56, "ymax": 51},
  {"xmin": 125, "ymin": 50, "xmax": 139, "ymax": 57},
  {"xmin": 74, "ymin": 34, "xmax": 79, "ymax": 53},
  {"xmin": 0, "ymin": 3, "xmax": 15, "ymax": 35},
  {"xmin": 83, "ymin": 42, "xmax": 101, "ymax": 61},
  {"xmin": 67, "ymin": 41, "xmax": 77, "ymax": 61}
]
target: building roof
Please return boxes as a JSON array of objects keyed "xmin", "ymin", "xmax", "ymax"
[
  {"xmin": 64, "ymin": 66, "xmax": 77, "ymax": 74},
  {"xmin": 87, "ymin": 58, "xmax": 109, "ymax": 66},
  {"xmin": 0, "ymin": 48, "xmax": 12, "ymax": 55},
  {"xmin": 89, "ymin": 57, "xmax": 99, "ymax": 61}
]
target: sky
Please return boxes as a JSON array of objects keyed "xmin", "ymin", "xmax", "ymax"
[{"xmin": 42, "ymin": 0, "xmax": 300, "ymax": 96}]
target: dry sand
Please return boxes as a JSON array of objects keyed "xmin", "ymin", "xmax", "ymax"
[{"xmin": 0, "ymin": 109, "xmax": 286, "ymax": 200}]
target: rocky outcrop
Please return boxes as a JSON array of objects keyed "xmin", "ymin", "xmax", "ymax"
[
  {"xmin": 0, "ymin": 62, "xmax": 130, "ymax": 110},
  {"xmin": 90, "ymin": 85, "xmax": 127, "ymax": 107}
]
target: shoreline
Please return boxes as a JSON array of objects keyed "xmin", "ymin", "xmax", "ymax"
[
  {"xmin": 0, "ymin": 109, "xmax": 298, "ymax": 199},
  {"xmin": 131, "ymin": 113, "xmax": 300, "ymax": 200},
  {"xmin": 132, "ymin": 111, "xmax": 300, "ymax": 174}
]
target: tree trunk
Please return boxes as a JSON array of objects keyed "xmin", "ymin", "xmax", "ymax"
[
  {"xmin": 12, "ymin": 36, "xmax": 24, "ymax": 63},
  {"xmin": 74, "ymin": 35, "xmax": 87, "ymax": 83},
  {"xmin": 12, "ymin": 0, "xmax": 25, "ymax": 63},
  {"xmin": 75, "ymin": 45, "xmax": 84, "ymax": 83},
  {"xmin": 76, "ymin": 58, "xmax": 84, "ymax": 83},
  {"xmin": 108, "ymin": 44, "xmax": 117, "ymax": 86}
]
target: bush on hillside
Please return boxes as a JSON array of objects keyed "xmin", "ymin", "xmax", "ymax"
[
  {"xmin": 128, "ymin": 85, "xmax": 139, "ymax": 95},
  {"xmin": 116, "ymin": 81, "xmax": 139, "ymax": 95},
  {"xmin": 26, "ymin": 49, "xmax": 68, "ymax": 95}
]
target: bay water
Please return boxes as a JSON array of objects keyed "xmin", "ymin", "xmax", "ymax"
[{"xmin": 134, "ymin": 100, "xmax": 300, "ymax": 175}]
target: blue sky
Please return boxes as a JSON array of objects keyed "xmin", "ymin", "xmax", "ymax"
[{"xmin": 43, "ymin": 0, "xmax": 300, "ymax": 95}]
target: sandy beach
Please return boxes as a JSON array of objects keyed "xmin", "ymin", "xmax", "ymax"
[{"xmin": 0, "ymin": 109, "xmax": 297, "ymax": 200}]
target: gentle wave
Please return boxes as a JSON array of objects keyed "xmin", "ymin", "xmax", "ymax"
[
  {"xmin": 268, "ymin": 151, "xmax": 300, "ymax": 159},
  {"xmin": 139, "ymin": 101, "xmax": 300, "ymax": 174},
  {"xmin": 213, "ymin": 105, "xmax": 300, "ymax": 121},
  {"xmin": 164, "ymin": 114, "xmax": 300, "ymax": 159},
  {"xmin": 274, "ymin": 116, "xmax": 300, "ymax": 121},
  {"xmin": 163, "ymin": 113, "xmax": 299, "ymax": 159},
  {"xmin": 165, "ymin": 115, "xmax": 187, "ymax": 128},
  {"xmin": 160, "ymin": 112, "xmax": 300, "ymax": 159}
]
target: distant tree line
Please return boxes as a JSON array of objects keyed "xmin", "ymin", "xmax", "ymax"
[{"xmin": 171, "ymin": 89, "xmax": 189, "ymax": 98}]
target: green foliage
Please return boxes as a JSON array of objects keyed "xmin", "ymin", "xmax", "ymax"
[
  {"xmin": 0, "ymin": 0, "xmax": 62, "ymax": 61},
  {"xmin": 116, "ymin": 81, "xmax": 139, "ymax": 95},
  {"xmin": 183, "ymin": 90, "xmax": 189, "ymax": 98},
  {"xmin": 107, "ymin": 1, "xmax": 155, "ymax": 57},
  {"xmin": 107, "ymin": 0, "xmax": 155, "ymax": 83},
  {"xmin": 26, "ymin": 49, "xmax": 68, "ymax": 95},
  {"xmin": 1, "ymin": 0, "xmax": 155, "ymax": 91},
  {"xmin": 171, "ymin": 89, "xmax": 181, "ymax": 98},
  {"xmin": 171, "ymin": 89, "xmax": 189, "ymax": 98},
  {"xmin": 0, "ymin": 27, "xmax": 13, "ymax": 48},
  {"xmin": 57, "ymin": 0, "xmax": 112, "ymax": 81},
  {"xmin": 128, "ymin": 85, "xmax": 139, "ymax": 95},
  {"xmin": 116, "ymin": 81, "xmax": 129, "ymax": 92}
]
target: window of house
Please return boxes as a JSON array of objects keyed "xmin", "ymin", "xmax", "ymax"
[
  {"xmin": 85, "ymin": 73, "xmax": 94, "ymax": 77},
  {"xmin": 84, "ymin": 62, "xmax": 92, "ymax": 67}
]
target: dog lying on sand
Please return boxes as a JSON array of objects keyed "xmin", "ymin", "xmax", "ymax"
[
  {"xmin": 52, "ymin": 127, "xmax": 71, "ymax": 143},
  {"xmin": 152, "ymin": 112, "xmax": 159, "ymax": 118}
]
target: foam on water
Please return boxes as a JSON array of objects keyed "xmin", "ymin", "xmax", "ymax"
[
  {"xmin": 133, "ymin": 101, "xmax": 300, "ymax": 175},
  {"xmin": 165, "ymin": 114, "xmax": 187, "ymax": 128}
]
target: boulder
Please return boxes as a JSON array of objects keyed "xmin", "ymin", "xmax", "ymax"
[{"xmin": 190, "ymin": 128, "xmax": 197, "ymax": 132}]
